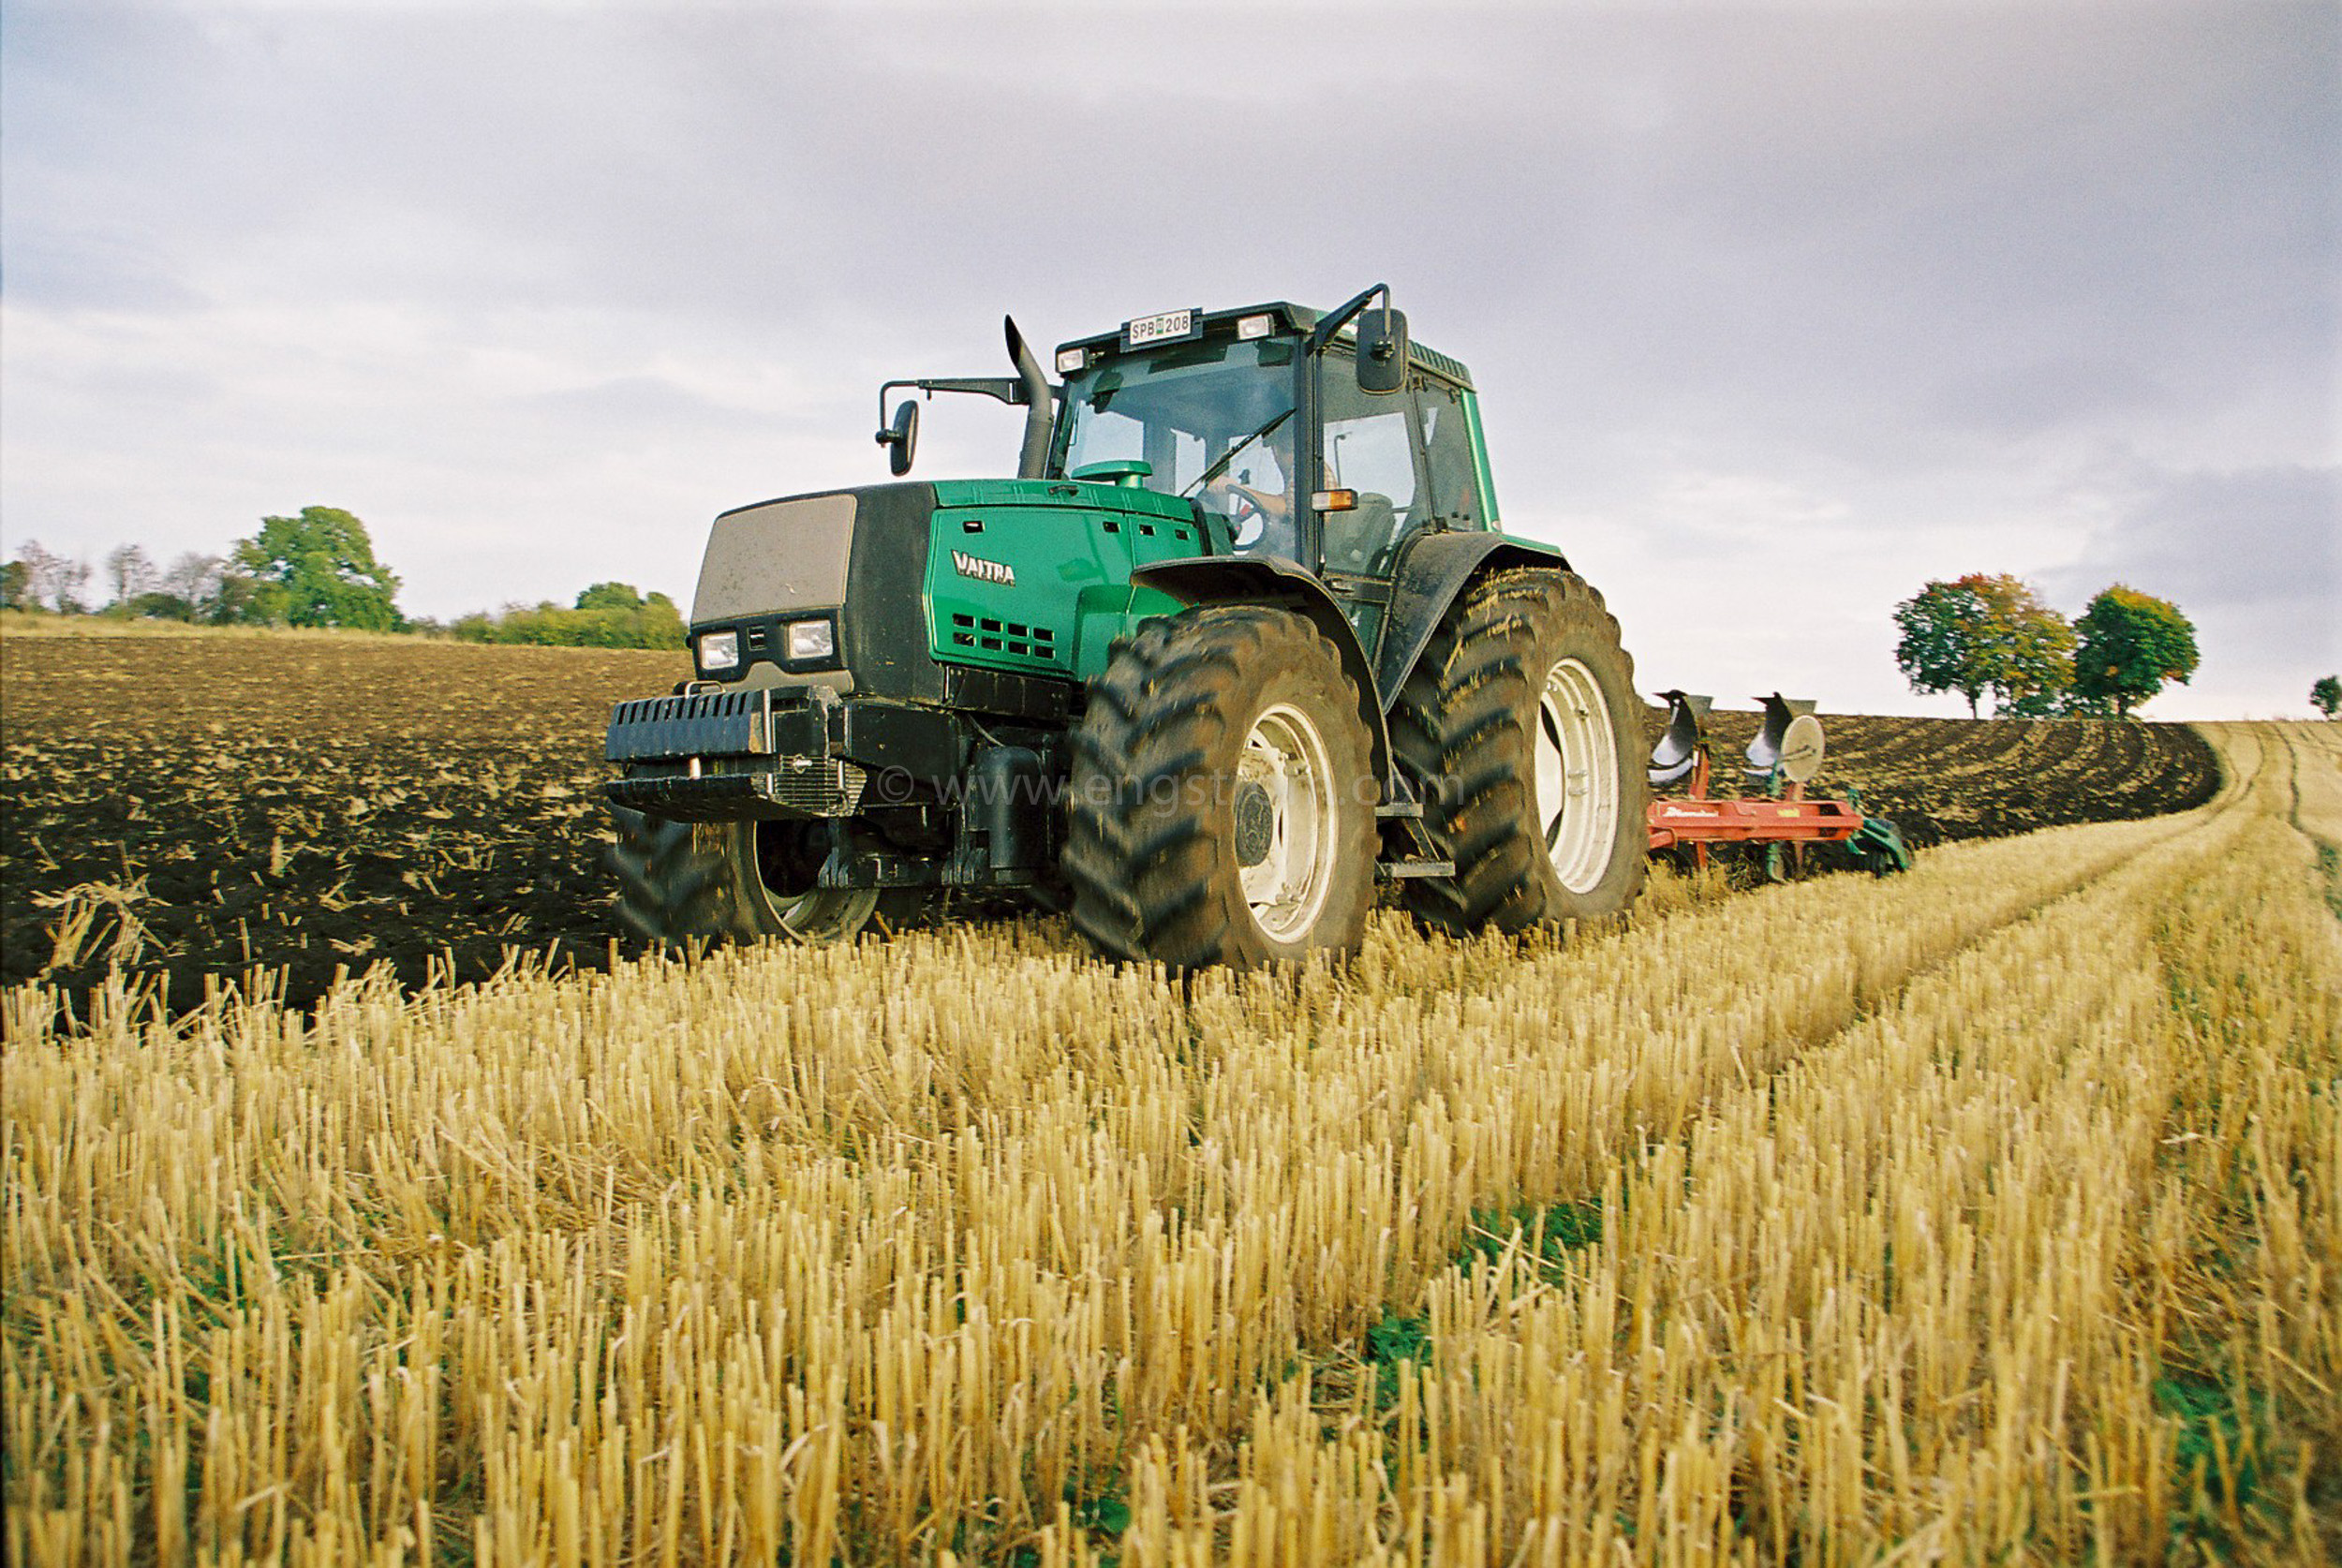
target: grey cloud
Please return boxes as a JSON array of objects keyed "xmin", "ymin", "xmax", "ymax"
[
  {"xmin": 521, "ymin": 375, "xmax": 775, "ymax": 433},
  {"xmin": 2049, "ymin": 460, "xmax": 2340, "ymax": 614},
  {"xmin": 2, "ymin": 0, "xmax": 2335, "ymax": 712},
  {"xmin": 2, "ymin": 227, "xmax": 207, "ymax": 314},
  {"xmin": 1924, "ymin": 358, "xmax": 2173, "ymax": 442}
]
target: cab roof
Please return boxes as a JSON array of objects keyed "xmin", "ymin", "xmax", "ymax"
[{"xmin": 1055, "ymin": 300, "xmax": 1475, "ymax": 392}]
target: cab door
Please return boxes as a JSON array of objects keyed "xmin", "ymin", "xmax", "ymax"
[{"xmin": 1312, "ymin": 357, "xmax": 1431, "ymax": 657}]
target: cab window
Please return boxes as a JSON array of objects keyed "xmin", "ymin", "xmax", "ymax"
[
  {"xmin": 1417, "ymin": 381, "xmax": 1484, "ymax": 526},
  {"xmin": 1317, "ymin": 362, "xmax": 1425, "ymax": 577},
  {"xmin": 1059, "ymin": 336, "xmax": 1300, "ymax": 558}
]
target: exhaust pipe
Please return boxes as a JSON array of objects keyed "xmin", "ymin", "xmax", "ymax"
[{"xmin": 1004, "ymin": 317, "xmax": 1055, "ymax": 480}]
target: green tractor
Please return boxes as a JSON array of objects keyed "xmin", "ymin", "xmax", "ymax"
[{"xmin": 603, "ymin": 285, "xmax": 1648, "ymax": 968}]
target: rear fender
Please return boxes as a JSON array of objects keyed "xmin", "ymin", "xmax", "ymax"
[
  {"xmin": 1128, "ymin": 555, "xmax": 1392, "ymax": 791},
  {"xmin": 1376, "ymin": 532, "xmax": 1572, "ymax": 703}
]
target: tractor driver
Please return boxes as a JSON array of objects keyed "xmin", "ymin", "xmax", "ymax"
[{"xmin": 1197, "ymin": 422, "xmax": 1297, "ymax": 559}]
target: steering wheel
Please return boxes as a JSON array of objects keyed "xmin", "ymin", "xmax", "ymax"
[{"xmin": 1223, "ymin": 482, "xmax": 1268, "ymax": 549}]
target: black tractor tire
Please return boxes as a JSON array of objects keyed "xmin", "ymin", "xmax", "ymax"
[
  {"xmin": 605, "ymin": 808, "xmax": 885, "ymax": 948},
  {"xmin": 1390, "ymin": 568, "xmax": 1648, "ymax": 934},
  {"xmin": 1063, "ymin": 605, "xmax": 1379, "ymax": 969}
]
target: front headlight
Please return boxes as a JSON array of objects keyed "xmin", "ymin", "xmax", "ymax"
[
  {"xmin": 785, "ymin": 617, "xmax": 836, "ymax": 661},
  {"xmin": 697, "ymin": 629, "xmax": 740, "ymax": 673}
]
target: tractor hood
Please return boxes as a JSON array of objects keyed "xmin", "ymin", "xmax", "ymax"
[
  {"xmin": 930, "ymin": 476, "xmax": 1196, "ymax": 520},
  {"xmin": 687, "ymin": 478, "xmax": 1206, "ymax": 703}
]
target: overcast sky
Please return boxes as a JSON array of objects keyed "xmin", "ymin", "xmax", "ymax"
[{"xmin": 4, "ymin": 0, "xmax": 2335, "ymax": 718}]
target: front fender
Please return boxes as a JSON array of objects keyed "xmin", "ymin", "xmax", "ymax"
[{"xmin": 1129, "ymin": 555, "xmax": 1393, "ymax": 791}]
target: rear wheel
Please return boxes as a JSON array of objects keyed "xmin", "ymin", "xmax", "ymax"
[
  {"xmin": 1391, "ymin": 568, "xmax": 1648, "ymax": 933},
  {"xmin": 606, "ymin": 809, "xmax": 882, "ymax": 947},
  {"xmin": 1064, "ymin": 605, "xmax": 1377, "ymax": 969}
]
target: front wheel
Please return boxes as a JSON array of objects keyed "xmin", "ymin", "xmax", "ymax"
[
  {"xmin": 606, "ymin": 809, "xmax": 883, "ymax": 948},
  {"xmin": 1064, "ymin": 606, "xmax": 1378, "ymax": 969},
  {"xmin": 1391, "ymin": 568, "xmax": 1648, "ymax": 933}
]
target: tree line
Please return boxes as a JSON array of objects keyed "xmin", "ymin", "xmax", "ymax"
[
  {"xmin": 2, "ymin": 506, "xmax": 683, "ymax": 651},
  {"xmin": 1892, "ymin": 575, "xmax": 2206, "ymax": 718}
]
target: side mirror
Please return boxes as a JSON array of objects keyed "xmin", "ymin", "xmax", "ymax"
[
  {"xmin": 1356, "ymin": 307, "xmax": 1409, "ymax": 394},
  {"xmin": 875, "ymin": 399, "xmax": 919, "ymax": 476}
]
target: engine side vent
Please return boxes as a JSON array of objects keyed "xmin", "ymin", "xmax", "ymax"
[{"xmin": 948, "ymin": 612, "xmax": 1057, "ymax": 662}]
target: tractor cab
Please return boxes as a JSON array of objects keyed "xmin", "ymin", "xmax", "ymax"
[{"xmin": 1044, "ymin": 293, "xmax": 1499, "ymax": 652}]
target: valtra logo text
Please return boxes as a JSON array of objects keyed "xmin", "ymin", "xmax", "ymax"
[{"xmin": 953, "ymin": 551, "xmax": 1015, "ymax": 587}]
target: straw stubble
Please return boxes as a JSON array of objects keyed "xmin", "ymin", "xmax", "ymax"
[{"xmin": 5, "ymin": 725, "xmax": 2334, "ymax": 1564}]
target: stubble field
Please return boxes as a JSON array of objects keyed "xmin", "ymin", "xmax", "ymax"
[{"xmin": 3, "ymin": 625, "xmax": 2332, "ymax": 1565}]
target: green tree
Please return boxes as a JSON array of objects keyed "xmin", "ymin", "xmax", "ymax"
[
  {"xmin": 207, "ymin": 570, "xmax": 272, "ymax": 626},
  {"xmin": 229, "ymin": 506, "xmax": 403, "ymax": 630},
  {"xmin": 575, "ymin": 582, "xmax": 645, "ymax": 612},
  {"xmin": 0, "ymin": 559, "xmax": 28, "ymax": 611},
  {"xmin": 125, "ymin": 590, "xmax": 197, "ymax": 620},
  {"xmin": 1894, "ymin": 573, "xmax": 2074, "ymax": 717},
  {"xmin": 1975, "ymin": 577, "xmax": 2075, "ymax": 717},
  {"xmin": 2312, "ymin": 675, "xmax": 2341, "ymax": 719},
  {"xmin": 1893, "ymin": 578, "xmax": 1992, "ymax": 716},
  {"xmin": 448, "ymin": 587, "xmax": 684, "ymax": 650},
  {"xmin": 2073, "ymin": 585, "xmax": 2199, "ymax": 717}
]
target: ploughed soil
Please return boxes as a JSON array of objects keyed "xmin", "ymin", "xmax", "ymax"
[
  {"xmin": 1672, "ymin": 705, "xmax": 2220, "ymax": 849},
  {"xmin": 2, "ymin": 631, "xmax": 2218, "ymax": 1015},
  {"xmin": 2, "ymin": 634, "xmax": 683, "ymax": 1017}
]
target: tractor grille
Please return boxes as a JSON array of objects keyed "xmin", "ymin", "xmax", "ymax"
[{"xmin": 767, "ymin": 758, "xmax": 869, "ymax": 816}]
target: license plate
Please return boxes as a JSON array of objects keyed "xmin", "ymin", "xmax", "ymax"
[{"xmin": 1126, "ymin": 308, "xmax": 1193, "ymax": 346}]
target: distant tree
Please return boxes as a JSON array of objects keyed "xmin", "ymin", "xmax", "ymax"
[
  {"xmin": 1976, "ymin": 578, "xmax": 2076, "ymax": 717},
  {"xmin": 103, "ymin": 544, "xmax": 157, "ymax": 611},
  {"xmin": 2073, "ymin": 585, "xmax": 2199, "ymax": 717},
  {"xmin": 575, "ymin": 582, "xmax": 645, "ymax": 612},
  {"xmin": 10, "ymin": 540, "xmax": 91, "ymax": 613},
  {"xmin": 0, "ymin": 559, "xmax": 28, "ymax": 611},
  {"xmin": 638, "ymin": 591, "xmax": 683, "ymax": 644},
  {"xmin": 451, "ymin": 587, "xmax": 685, "ymax": 650},
  {"xmin": 9, "ymin": 540, "xmax": 58, "ymax": 610},
  {"xmin": 49, "ymin": 555, "xmax": 93, "ymax": 615},
  {"xmin": 1894, "ymin": 579, "xmax": 1992, "ymax": 716},
  {"xmin": 229, "ymin": 507, "xmax": 403, "ymax": 630},
  {"xmin": 2312, "ymin": 675, "xmax": 2341, "ymax": 719},
  {"xmin": 1894, "ymin": 573, "xmax": 2074, "ymax": 717},
  {"xmin": 161, "ymin": 552, "xmax": 226, "ymax": 619},
  {"xmin": 2050, "ymin": 688, "xmax": 2116, "ymax": 719},
  {"xmin": 126, "ymin": 590, "xmax": 197, "ymax": 620},
  {"xmin": 206, "ymin": 570, "xmax": 272, "ymax": 626}
]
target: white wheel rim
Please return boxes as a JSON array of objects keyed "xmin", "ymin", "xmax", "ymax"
[
  {"xmin": 1534, "ymin": 658, "xmax": 1622, "ymax": 895},
  {"xmin": 747, "ymin": 822, "xmax": 881, "ymax": 941},
  {"xmin": 1237, "ymin": 702, "xmax": 1339, "ymax": 942},
  {"xmin": 775, "ymin": 886, "xmax": 881, "ymax": 942}
]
